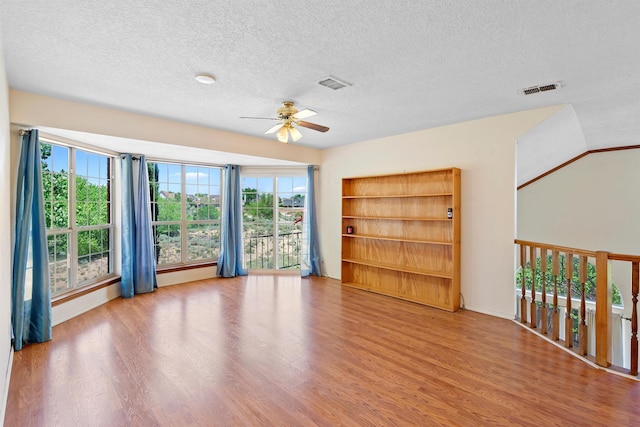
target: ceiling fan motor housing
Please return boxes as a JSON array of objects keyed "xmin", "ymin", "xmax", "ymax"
[{"xmin": 277, "ymin": 101, "xmax": 298, "ymax": 119}]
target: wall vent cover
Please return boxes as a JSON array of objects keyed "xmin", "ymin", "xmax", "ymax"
[
  {"xmin": 318, "ymin": 76, "xmax": 351, "ymax": 90},
  {"xmin": 521, "ymin": 82, "xmax": 562, "ymax": 95}
]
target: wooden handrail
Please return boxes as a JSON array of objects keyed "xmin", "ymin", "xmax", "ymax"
[
  {"xmin": 607, "ymin": 253, "xmax": 640, "ymax": 263},
  {"xmin": 515, "ymin": 240, "xmax": 617, "ymax": 370},
  {"xmin": 515, "ymin": 239, "xmax": 596, "ymax": 257}
]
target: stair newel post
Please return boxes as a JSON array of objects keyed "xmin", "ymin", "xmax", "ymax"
[
  {"xmin": 520, "ymin": 244, "xmax": 528, "ymax": 324},
  {"xmin": 565, "ymin": 253, "xmax": 574, "ymax": 348},
  {"xmin": 579, "ymin": 255, "xmax": 588, "ymax": 356},
  {"xmin": 631, "ymin": 261, "xmax": 639, "ymax": 376},
  {"xmin": 552, "ymin": 250, "xmax": 560, "ymax": 341},
  {"xmin": 530, "ymin": 246, "xmax": 537, "ymax": 329},
  {"xmin": 540, "ymin": 248, "xmax": 548, "ymax": 335},
  {"xmin": 595, "ymin": 251, "xmax": 611, "ymax": 368}
]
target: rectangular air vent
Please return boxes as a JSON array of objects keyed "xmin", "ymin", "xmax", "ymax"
[
  {"xmin": 521, "ymin": 82, "xmax": 561, "ymax": 95},
  {"xmin": 318, "ymin": 76, "xmax": 351, "ymax": 90}
]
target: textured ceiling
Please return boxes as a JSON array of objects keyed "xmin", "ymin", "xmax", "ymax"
[{"xmin": 1, "ymin": 1, "xmax": 639, "ymax": 159}]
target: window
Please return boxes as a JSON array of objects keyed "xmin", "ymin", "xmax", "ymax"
[
  {"xmin": 148, "ymin": 162, "xmax": 222, "ymax": 266},
  {"xmin": 41, "ymin": 141, "xmax": 114, "ymax": 296},
  {"xmin": 241, "ymin": 173, "xmax": 306, "ymax": 270}
]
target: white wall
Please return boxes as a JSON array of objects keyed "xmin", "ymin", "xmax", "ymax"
[
  {"xmin": 320, "ymin": 105, "xmax": 562, "ymax": 319},
  {"xmin": 0, "ymin": 33, "xmax": 14, "ymax": 423},
  {"xmin": 517, "ymin": 149, "xmax": 640, "ymax": 316}
]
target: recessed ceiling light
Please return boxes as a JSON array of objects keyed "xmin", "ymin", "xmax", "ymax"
[{"xmin": 195, "ymin": 74, "xmax": 215, "ymax": 85}]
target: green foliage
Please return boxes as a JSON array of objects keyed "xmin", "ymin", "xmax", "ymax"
[
  {"xmin": 515, "ymin": 254, "xmax": 622, "ymax": 306},
  {"xmin": 41, "ymin": 144, "xmax": 69, "ymax": 229},
  {"xmin": 41, "ymin": 142, "xmax": 110, "ymax": 259},
  {"xmin": 157, "ymin": 199, "xmax": 182, "ymax": 221},
  {"xmin": 242, "ymin": 187, "xmax": 274, "ymax": 222},
  {"xmin": 75, "ymin": 176, "xmax": 109, "ymax": 226}
]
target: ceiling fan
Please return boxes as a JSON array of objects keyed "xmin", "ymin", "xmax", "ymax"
[{"xmin": 240, "ymin": 101, "xmax": 329, "ymax": 143}]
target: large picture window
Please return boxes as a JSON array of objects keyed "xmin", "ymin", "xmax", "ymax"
[
  {"xmin": 41, "ymin": 141, "xmax": 114, "ymax": 296},
  {"xmin": 148, "ymin": 162, "xmax": 222, "ymax": 266}
]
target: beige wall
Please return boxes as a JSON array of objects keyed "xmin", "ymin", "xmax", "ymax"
[
  {"xmin": 10, "ymin": 90, "xmax": 322, "ymax": 166},
  {"xmin": 320, "ymin": 105, "xmax": 562, "ymax": 318},
  {"xmin": 517, "ymin": 148, "xmax": 640, "ymax": 315},
  {"xmin": 0, "ymin": 35, "xmax": 13, "ymax": 422}
]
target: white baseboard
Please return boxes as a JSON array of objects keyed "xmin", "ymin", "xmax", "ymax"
[
  {"xmin": 462, "ymin": 304, "xmax": 514, "ymax": 320},
  {"xmin": 157, "ymin": 266, "xmax": 217, "ymax": 287},
  {"xmin": 52, "ymin": 283, "xmax": 121, "ymax": 326},
  {"xmin": 1, "ymin": 346, "xmax": 14, "ymax": 426}
]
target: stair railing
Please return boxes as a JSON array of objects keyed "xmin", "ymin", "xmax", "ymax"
[{"xmin": 515, "ymin": 239, "xmax": 640, "ymax": 375}]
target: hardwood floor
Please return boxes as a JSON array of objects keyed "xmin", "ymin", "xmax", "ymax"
[{"xmin": 6, "ymin": 275, "xmax": 640, "ymax": 426}]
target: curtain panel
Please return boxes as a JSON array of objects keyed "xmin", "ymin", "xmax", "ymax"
[
  {"xmin": 121, "ymin": 154, "xmax": 157, "ymax": 297},
  {"xmin": 12, "ymin": 129, "xmax": 52, "ymax": 350},
  {"xmin": 217, "ymin": 165, "xmax": 247, "ymax": 277},
  {"xmin": 302, "ymin": 165, "xmax": 321, "ymax": 277}
]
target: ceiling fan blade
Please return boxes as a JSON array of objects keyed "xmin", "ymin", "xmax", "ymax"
[
  {"xmin": 265, "ymin": 123, "xmax": 284, "ymax": 134},
  {"xmin": 240, "ymin": 116, "xmax": 280, "ymax": 120},
  {"xmin": 292, "ymin": 109, "xmax": 317, "ymax": 119},
  {"xmin": 276, "ymin": 126, "xmax": 289, "ymax": 143},
  {"xmin": 289, "ymin": 126, "xmax": 302, "ymax": 142},
  {"xmin": 297, "ymin": 121, "xmax": 329, "ymax": 133}
]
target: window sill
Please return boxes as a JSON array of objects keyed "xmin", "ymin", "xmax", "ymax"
[
  {"xmin": 51, "ymin": 274, "xmax": 121, "ymax": 307},
  {"xmin": 157, "ymin": 261, "xmax": 217, "ymax": 274},
  {"xmin": 50, "ymin": 263, "xmax": 218, "ymax": 307}
]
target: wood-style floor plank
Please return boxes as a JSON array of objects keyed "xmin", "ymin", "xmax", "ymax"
[{"xmin": 6, "ymin": 275, "xmax": 640, "ymax": 426}]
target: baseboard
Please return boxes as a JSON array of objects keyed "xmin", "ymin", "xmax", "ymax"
[
  {"xmin": 52, "ymin": 283, "xmax": 121, "ymax": 326},
  {"xmin": 462, "ymin": 304, "xmax": 514, "ymax": 320},
  {"xmin": 157, "ymin": 265, "xmax": 217, "ymax": 287},
  {"xmin": 1, "ymin": 346, "xmax": 13, "ymax": 426}
]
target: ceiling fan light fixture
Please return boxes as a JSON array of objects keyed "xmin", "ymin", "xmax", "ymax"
[
  {"xmin": 276, "ymin": 126, "xmax": 289, "ymax": 143},
  {"xmin": 289, "ymin": 126, "xmax": 302, "ymax": 142},
  {"xmin": 240, "ymin": 101, "xmax": 329, "ymax": 144},
  {"xmin": 195, "ymin": 74, "xmax": 216, "ymax": 84}
]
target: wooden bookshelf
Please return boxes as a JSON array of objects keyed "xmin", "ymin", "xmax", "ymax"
[{"xmin": 341, "ymin": 168, "xmax": 461, "ymax": 311}]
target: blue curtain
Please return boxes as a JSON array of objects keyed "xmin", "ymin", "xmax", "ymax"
[
  {"xmin": 121, "ymin": 154, "xmax": 157, "ymax": 297},
  {"xmin": 302, "ymin": 165, "xmax": 322, "ymax": 277},
  {"xmin": 12, "ymin": 129, "xmax": 52, "ymax": 351},
  {"xmin": 217, "ymin": 165, "xmax": 247, "ymax": 277}
]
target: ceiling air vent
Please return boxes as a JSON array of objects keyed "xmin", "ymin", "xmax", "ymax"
[
  {"xmin": 318, "ymin": 76, "xmax": 351, "ymax": 90},
  {"xmin": 520, "ymin": 82, "xmax": 562, "ymax": 96}
]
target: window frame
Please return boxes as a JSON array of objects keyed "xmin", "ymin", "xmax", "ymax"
[
  {"xmin": 240, "ymin": 167, "xmax": 308, "ymax": 271},
  {"xmin": 40, "ymin": 138, "xmax": 116, "ymax": 297},
  {"xmin": 147, "ymin": 160, "xmax": 223, "ymax": 268}
]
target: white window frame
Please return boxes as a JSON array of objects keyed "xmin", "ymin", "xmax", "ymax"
[
  {"xmin": 148, "ymin": 161, "xmax": 223, "ymax": 267},
  {"xmin": 41, "ymin": 138, "xmax": 115, "ymax": 297}
]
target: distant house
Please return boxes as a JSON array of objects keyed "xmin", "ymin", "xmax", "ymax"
[{"xmin": 281, "ymin": 196, "xmax": 305, "ymax": 208}]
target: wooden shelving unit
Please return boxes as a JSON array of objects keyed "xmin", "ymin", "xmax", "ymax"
[{"xmin": 341, "ymin": 168, "xmax": 461, "ymax": 312}]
